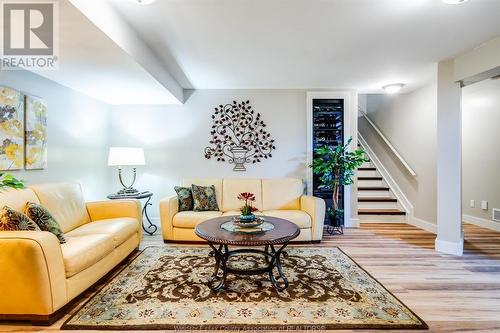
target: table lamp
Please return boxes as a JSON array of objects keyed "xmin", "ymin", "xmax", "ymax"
[{"xmin": 108, "ymin": 147, "xmax": 145, "ymax": 195}]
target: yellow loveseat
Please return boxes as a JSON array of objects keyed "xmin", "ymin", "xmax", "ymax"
[
  {"xmin": 0, "ymin": 183, "xmax": 142, "ymax": 324},
  {"xmin": 160, "ymin": 178, "xmax": 325, "ymax": 242}
]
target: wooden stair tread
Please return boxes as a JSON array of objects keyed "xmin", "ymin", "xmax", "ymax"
[
  {"xmin": 358, "ymin": 209, "xmax": 406, "ymax": 215},
  {"xmin": 358, "ymin": 197, "xmax": 397, "ymax": 202},
  {"xmin": 358, "ymin": 186, "xmax": 390, "ymax": 191},
  {"xmin": 358, "ymin": 177, "xmax": 383, "ymax": 180}
]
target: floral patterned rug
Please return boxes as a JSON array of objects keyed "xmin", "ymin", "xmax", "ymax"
[{"xmin": 62, "ymin": 246, "xmax": 427, "ymax": 330}]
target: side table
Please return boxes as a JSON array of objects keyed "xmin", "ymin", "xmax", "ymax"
[{"xmin": 107, "ymin": 191, "xmax": 157, "ymax": 236}]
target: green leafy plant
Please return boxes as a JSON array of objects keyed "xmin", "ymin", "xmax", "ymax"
[
  {"xmin": 309, "ymin": 137, "xmax": 368, "ymax": 221},
  {"xmin": 0, "ymin": 173, "xmax": 25, "ymax": 190}
]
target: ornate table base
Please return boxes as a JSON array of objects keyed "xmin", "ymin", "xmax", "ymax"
[
  {"xmin": 141, "ymin": 195, "xmax": 157, "ymax": 236},
  {"xmin": 207, "ymin": 243, "xmax": 290, "ymax": 292}
]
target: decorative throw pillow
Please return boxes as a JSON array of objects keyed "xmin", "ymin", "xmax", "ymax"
[
  {"xmin": 25, "ymin": 202, "xmax": 66, "ymax": 244},
  {"xmin": 191, "ymin": 184, "xmax": 219, "ymax": 211},
  {"xmin": 174, "ymin": 186, "xmax": 194, "ymax": 211},
  {"xmin": 0, "ymin": 206, "xmax": 40, "ymax": 231}
]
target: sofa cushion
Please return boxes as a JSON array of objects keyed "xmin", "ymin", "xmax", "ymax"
[
  {"xmin": 0, "ymin": 206, "xmax": 40, "ymax": 231},
  {"xmin": 174, "ymin": 186, "xmax": 193, "ymax": 211},
  {"xmin": 66, "ymin": 218, "xmax": 137, "ymax": 248},
  {"xmin": 262, "ymin": 178, "xmax": 303, "ymax": 211},
  {"xmin": 29, "ymin": 183, "xmax": 90, "ymax": 233},
  {"xmin": 173, "ymin": 211, "xmax": 222, "ymax": 228},
  {"xmin": 221, "ymin": 211, "xmax": 264, "ymax": 217},
  {"xmin": 262, "ymin": 210, "xmax": 312, "ymax": 229},
  {"xmin": 61, "ymin": 234, "xmax": 114, "ymax": 277},
  {"xmin": 0, "ymin": 187, "xmax": 40, "ymax": 212},
  {"xmin": 25, "ymin": 202, "xmax": 66, "ymax": 244},
  {"xmin": 191, "ymin": 184, "xmax": 219, "ymax": 211},
  {"xmin": 222, "ymin": 179, "xmax": 263, "ymax": 212},
  {"xmin": 181, "ymin": 179, "xmax": 223, "ymax": 209}
]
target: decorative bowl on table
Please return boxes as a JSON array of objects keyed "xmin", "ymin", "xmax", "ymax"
[
  {"xmin": 232, "ymin": 216, "xmax": 264, "ymax": 228},
  {"xmin": 239, "ymin": 213, "xmax": 256, "ymax": 222}
]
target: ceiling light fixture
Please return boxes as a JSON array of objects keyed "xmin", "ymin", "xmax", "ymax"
[
  {"xmin": 382, "ymin": 83, "xmax": 405, "ymax": 94},
  {"xmin": 128, "ymin": 0, "xmax": 156, "ymax": 5},
  {"xmin": 442, "ymin": 0, "xmax": 468, "ymax": 4}
]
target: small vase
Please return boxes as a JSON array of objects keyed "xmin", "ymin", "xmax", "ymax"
[{"xmin": 239, "ymin": 213, "xmax": 256, "ymax": 222}]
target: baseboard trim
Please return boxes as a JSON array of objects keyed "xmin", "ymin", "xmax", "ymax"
[
  {"xmin": 410, "ymin": 217, "xmax": 437, "ymax": 234},
  {"xmin": 435, "ymin": 237, "xmax": 464, "ymax": 256},
  {"xmin": 463, "ymin": 214, "xmax": 500, "ymax": 232},
  {"xmin": 346, "ymin": 217, "xmax": 360, "ymax": 228}
]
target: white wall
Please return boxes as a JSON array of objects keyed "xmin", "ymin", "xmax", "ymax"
[
  {"xmin": 462, "ymin": 78, "xmax": 500, "ymax": 226},
  {"xmin": 0, "ymin": 70, "xmax": 111, "ymax": 200},
  {"xmin": 359, "ymin": 83, "xmax": 438, "ymax": 225},
  {"xmin": 109, "ymin": 90, "xmax": 308, "ymax": 218}
]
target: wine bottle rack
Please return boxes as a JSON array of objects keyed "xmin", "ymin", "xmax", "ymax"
[{"xmin": 312, "ymin": 99, "xmax": 344, "ymax": 224}]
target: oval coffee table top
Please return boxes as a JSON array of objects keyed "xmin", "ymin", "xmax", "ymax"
[{"xmin": 195, "ymin": 216, "xmax": 300, "ymax": 246}]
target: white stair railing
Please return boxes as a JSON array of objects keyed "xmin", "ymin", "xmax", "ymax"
[{"xmin": 358, "ymin": 108, "xmax": 417, "ymax": 177}]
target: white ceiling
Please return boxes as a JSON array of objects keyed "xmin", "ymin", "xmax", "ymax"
[
  {"xmin": 32, "ymin": 0, "xmax": 181, "ymax": 105},
  {"xmin": 108, "ymin": 0, "xmax": 500, "ymax": 93}
]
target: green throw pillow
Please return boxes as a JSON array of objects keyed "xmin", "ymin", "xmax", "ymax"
[
  {"xmin": 0, "ymin": 206, "xmax": 40, "ymax": 231},
  {"xmin": 174, "ymin": 186, "xmax": 194, "ymax": 211},
  {"xmin": 25, "ymin": 202, "xmax": 66, "ymax": 244},
  {"xmin": 191, "ymin": 184, "xmax": 219, "ymax": 211}
]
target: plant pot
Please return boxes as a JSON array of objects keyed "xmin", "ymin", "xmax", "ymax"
[
  {"xmin": 328, "ymin": 213, "xmax": 344, "ymax": 227},
  {"xmin": 239, "ymin": 213, "xmax": 256, "ymax": 222}
]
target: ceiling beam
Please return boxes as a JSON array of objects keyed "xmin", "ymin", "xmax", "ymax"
[{"xmin": 69, "ymin": 0, "xmax": 185, "ymax": 104}]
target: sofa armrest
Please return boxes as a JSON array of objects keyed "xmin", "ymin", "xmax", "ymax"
[
  {"xmin": 160, "ymin": 196, "xmax": 179, "ymax": 241},
  {"xmin": 86, "ymin": 199, "xmax": 142, "ymax": 222},
  {"xmin": 86, "ymin": 200, "xmax": 142, "ymax": 240},
  {"xmin": 0, "ymin": 231, "xmax": 67, "ymax": 315},
  {"xmin": 300, "ymin": 195, "xmax": 326, "ymax": 241}
]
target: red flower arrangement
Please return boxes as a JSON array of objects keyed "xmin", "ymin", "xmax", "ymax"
[{"xmin": 238, "ymin": 192, "xmax": 258, "ymax": 216}]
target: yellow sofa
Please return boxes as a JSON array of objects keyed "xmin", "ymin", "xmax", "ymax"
[
  {"xmin": 0, "ymin": 183, "xmax": 142, "ymax": 324},
  {"xmin": 160, "ymin": 178, "xmax": 325, "ymax": 242}
]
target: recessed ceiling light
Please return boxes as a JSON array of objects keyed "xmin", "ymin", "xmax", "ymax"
[
  {"xmin": 442, "ymin": 0, "xmax": 468, "ymax": 4},
  {"xmin": 128, "ymin": 0, "xmax": 156, "ymax": 5},
  {"xmin": 382, "ymin": 83, "xmax": 405, "ymax": 94}
]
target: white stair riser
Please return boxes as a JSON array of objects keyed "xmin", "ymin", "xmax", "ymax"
[
  {"xmin": 361, "ymin": 162, "xmax": 373, "ymax": 168},
  {"xmin": 357, "ymin": 170, "xmax": 380, "ymax": 177},
  {"xmin": 359, "ymin": 215, "xmax": 406, "ymax": 223},
  {"xmin": 358, "ymin": 190, "xmax": 392, "ymax": 198},
  {"xmin": 358, "ymin": 179, "xmax": 385, "ymax": 187},
  {"xmin": 358, "ymin": 201, "xmax": 399, "ymax": 209}
]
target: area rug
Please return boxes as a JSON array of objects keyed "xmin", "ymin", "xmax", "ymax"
[{"xmin": 62, "ymin": 246, "xmax": 427, "ymax": 330}]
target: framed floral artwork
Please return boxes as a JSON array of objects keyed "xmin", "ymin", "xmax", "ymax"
[
  {"xmin": 0, "ymin": 86, "xmax": 24, "ymax": 170},
  {"xmin": 25, "ymin": 95, "xmax": 47, "ymax": 169}
]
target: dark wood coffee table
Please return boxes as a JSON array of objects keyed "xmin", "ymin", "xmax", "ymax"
[{"xmin": 195, "ymin": 216, "xmax": 300, "ymax": 292}]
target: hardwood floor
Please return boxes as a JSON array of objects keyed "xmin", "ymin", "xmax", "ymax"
[{"xmin": 1, "ymin": 223, "xmax": 499, "ymax": 332}]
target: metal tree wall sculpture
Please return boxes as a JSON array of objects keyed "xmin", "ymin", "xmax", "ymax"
[{"xmin": 204, "ymin": 100, "xmax": 276, "ymax": 171}]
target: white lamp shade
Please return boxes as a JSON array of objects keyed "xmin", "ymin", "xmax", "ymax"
[{"xmin": 108, "ymin": 147, "xmax": 145, "ymax": 166}]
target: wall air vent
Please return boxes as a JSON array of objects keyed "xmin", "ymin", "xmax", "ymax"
[{"xmin": 493, "ymin": 208, "xmax": 500, "ymax": 222}]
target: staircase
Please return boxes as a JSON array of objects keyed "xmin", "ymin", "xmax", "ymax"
[{"xmin": 357, "ymin": 159, "xmax": 406, "ymax": 222}]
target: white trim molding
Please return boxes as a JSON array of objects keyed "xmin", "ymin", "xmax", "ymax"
[
  {"xmin": 306, "ymin": 91, "xmax": 358, "ymax": 228},
  {"xmin": 463, "ymin": 214, "xmax": 500, "ymax": 232},
  {"xmin": 435, "ymin": 237, "xmax": 464, "ymax": 256},
  {"xmin": 348, "ymin": 218, "xmax": 360, "ymax": 228}
]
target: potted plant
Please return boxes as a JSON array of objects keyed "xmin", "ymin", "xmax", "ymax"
[
  {"xmin": 237, "ymin": 192, "xmax": 258, "ymax": 222},
  {"xmin": 309, "ymin": 137, "xmax": 367, "ymax": 231},
  {"xmin": 0, "ymin": 173, "xmax": 25, "ymax": 190}
]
